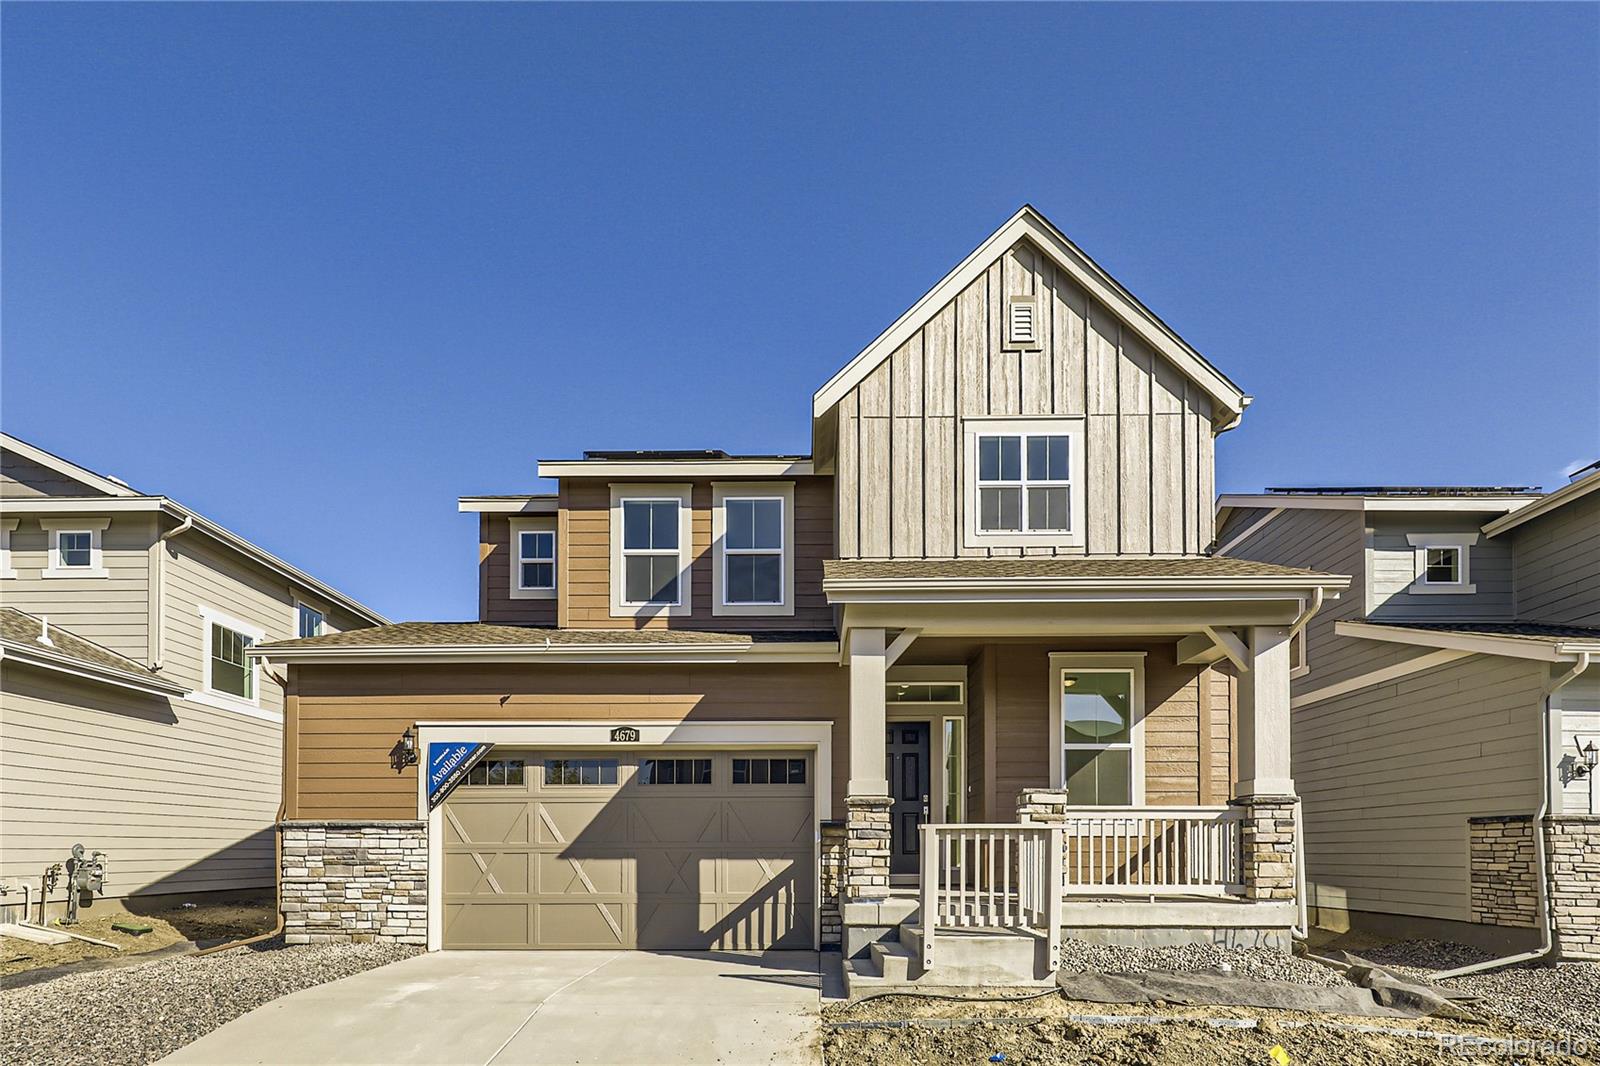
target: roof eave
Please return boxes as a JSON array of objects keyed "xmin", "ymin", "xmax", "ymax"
[
  {"xmin": 1334, "ymin": 620, "xmax": 1599, "ymax": 663},
  {"xmin": 1482, "ymin": 472, "xmax": 1600, "ymax": 539},
  {"xmin": 0, "ymin": 641, "xmax": 188, "ymax": 697},
  {"xmin": 249, "ymin": 641, "xmax": 840, "ymax": 665},
  {"xmin": 823, "ymin": 573, "xmax": 1349, "ymax": 603}
]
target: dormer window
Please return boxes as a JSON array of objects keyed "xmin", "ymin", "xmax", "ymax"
[
  {"xmin": 610, "ymin": 485, "xmax": 693, "ymax": 617},
  {"xmin": 963, "ymin": 418, "xmax": 1084, "ymax": 548},
  {"xmin": 1406, "ymin": 532, "xmax": 1478, "ymax": 594},
  {"xmin": 508, "ymin": 517, "xmax": 557, "ymax": 601}
]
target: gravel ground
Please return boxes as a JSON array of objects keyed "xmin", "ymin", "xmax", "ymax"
[
  {"xmin": 0, "ymin": 937, "xmax": 420, "ymax": 1066},
  {"xmin": 1356, "ymin": 940, "xmax": 1600, "ymax": 1046},
  {"xmin": 1056, "ymin": 938, "xmax": 1349, "ymax": 988}
]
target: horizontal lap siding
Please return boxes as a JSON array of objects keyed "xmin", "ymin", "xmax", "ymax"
[
  {"xmin": 480, "ymin": 514, "xmax": 557, "ymax": 625},
  {"xmin": 0, "ymin": 668, "xmax": 279, "ymax": 896},
  {"xmin": 1367, "ymin": 515, "xmax": 1514, "ymax": 621},
  {"xmin": 1511, "ymin": 490, "xmax": 1600, "ymax": 625},
  {"xmin": 1, "ymin": 453, "xmax": 112, "ymax": 498},
  {"xmin": 3, "ymin": 513, "xmax": 154, "ymax": 661},
  {"xmin": 1293, "ymin": 655, "xmax": 1544, "ymax": 921},
  {"xmin": 557, "ymin": 477, "xmax": 835, "ymax": 630},
  {"xmin": 837, "ymin": 238, "xmax": 1218, "ymax": 560},
  {"xmin": 288, "ymin": 662, "xmax": 850, "ymax": 820}
]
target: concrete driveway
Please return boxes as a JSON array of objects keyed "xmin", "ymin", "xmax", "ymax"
[{"xmin": 162, "ymin": 950, "xmax": 823, "ymax": 1066}]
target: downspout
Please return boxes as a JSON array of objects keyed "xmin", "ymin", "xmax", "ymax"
[
  {"xmin": 1287, "ymin": 588, "xmax": 1324, "ymax": 942},
  {"xmin": 1433, "ymin": 650, "xmax": 1591, "ymax": 980},
  {"xmin": 153, "ymin": 514, "xmax": 194, "ymax": 670}
]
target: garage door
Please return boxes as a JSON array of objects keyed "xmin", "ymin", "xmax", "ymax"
[{"xmin": 441, "ymin": 749, "xmax": 814, "ymax": 949}]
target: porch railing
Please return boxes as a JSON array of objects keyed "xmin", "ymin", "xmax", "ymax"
[
  {"xmin": 918, "ymin": 823, "xmax": 1063, "ymax": 974},
  {"xmin": 1056, "ymin": 806, "xmax": 1243, "ymax": 896}
]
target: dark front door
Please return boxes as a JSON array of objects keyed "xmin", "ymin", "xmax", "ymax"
[{"xmin": 886, "ymin": 722, "xmax": 930, "ymax": 875}]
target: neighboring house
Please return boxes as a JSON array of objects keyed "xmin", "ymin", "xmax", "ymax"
[
  {"xmin": 255, "ymin": 206, "xmax": 1347, "ymax": 987},
  {"xmin": 0, "ymin": 434, "xmax": 385, "ymax": 916},
  {"xmin": 1217, "ymin": 465, "xmax": 1600, "ymax": 959}
]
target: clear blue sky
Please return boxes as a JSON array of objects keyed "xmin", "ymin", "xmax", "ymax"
[{"xmin": 4, "ymin": 3, "xmax": 1596, "ymax": 622}]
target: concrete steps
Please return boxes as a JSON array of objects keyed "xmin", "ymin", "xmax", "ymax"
[{"xmin": 842, "ymin": 922, "xmax": 1054, "ymax": 995}]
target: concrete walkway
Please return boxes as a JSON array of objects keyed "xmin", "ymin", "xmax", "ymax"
[{"xmin": 162, "ymin": 950, "xmax": 823, "ymax": 1065}]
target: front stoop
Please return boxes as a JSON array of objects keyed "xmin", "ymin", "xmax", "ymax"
[{"xmin": 843, "ymin": 923, "xmax": 1055, "ymax": 995}]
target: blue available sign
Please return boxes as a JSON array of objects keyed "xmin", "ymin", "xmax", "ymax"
[{"xmin": 427, "ymin": 741, "xmax": 493, "ymax": 809}]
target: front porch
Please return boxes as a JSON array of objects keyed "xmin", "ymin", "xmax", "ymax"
[{"xmin": 821, "ymin": 557, "xmax": 1343, "ymax": 986}]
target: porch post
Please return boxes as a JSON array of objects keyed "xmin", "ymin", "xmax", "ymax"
[
  {"xmin": 844, "ymin": 627, "xmax": 892, "ymax": 904},
  {"xmin": 1232, "ymin": 624, "xmax": 1299, "ymax": 904}
]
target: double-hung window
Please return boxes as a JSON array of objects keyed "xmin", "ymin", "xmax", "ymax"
[
  {"xmin": 210, "ymin": 624, "xmax": 254, "ymax": 700},
  {"xmin": 40, "ymin": 518, "xmax": 110, "ymax": 578},
  {"xmin": 622, "ymin": 499, "xmax": 682, "ymax": 606},
  {"xmin": 197, "ymin": 606, "xmax": 269, "ymax": 716},
  {"xmin": 518, "ymin": 529, "xmax": 556, "ymax": 591},
  {"xmin": 1406, "ymin": 533, "xmax": 1478, "ymax": 595},
  {"xmin": 1048, "ymin": 654, "xmax": 1144, "ymax": 806},
  {"xmin": 964, "ymin": 419, "xmax": 1082, "ymax": 548},
  {"xmin": 296, "ymin": 603, "xmax": 325, "ymax": 639},
  {"xmin": 723, "ymin": 498, "xmax": 783, "ymax": 605}
]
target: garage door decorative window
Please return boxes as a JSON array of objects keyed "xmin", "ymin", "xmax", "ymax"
[
  {"xmin": 732, "ymin": 757, "xmax": 806, "ymax": 785},
  {"xmin": 544, "ymin": 758, "xmax": 619, "ymax": 786},
  {"xmin": 639, "ymin": 758, "xmax": 712, "ymax": 785}
]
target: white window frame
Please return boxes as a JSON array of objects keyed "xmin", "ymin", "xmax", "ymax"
[
  {"xmin": 962, "ymin": 417, "xmax": 1086, "ymax": 549},
  {"xmin": 712, "ymin": 481, "xmax": 794, "ymax": 617},
  {"xmin": 1047, "ymin": 652, "xmax": 1146, "ymax": 806},
  {"xmin": 193, "ymin": 606, "xmax": 274, "ymax": 720},
  {"xmin": 294, "ymin": 600, "xmax": 326, "ymax": 639},
  {"xmin": 609, "ymin": 484, "xmax": 693, "ymax": 618},
  {"xmin": 508, "ymin": 517, "xmax": 558, "ymax": 600},
  {"xmin": 1406, "ymin": 532, "xmax": 1478, "ymax": 595},
  {"xmin": 39, "ymin": 517, "xmax": 111, "ymax": 578},
  {"xmin": 0, "ymin": 518, "xmax": 16, "ymax": 579}
]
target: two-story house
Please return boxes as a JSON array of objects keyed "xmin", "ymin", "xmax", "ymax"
[
  {"xmin": 253, "ymin": 207, "xmax": 1347, "ymax": 987},
  {"xmin": 1217, "ymin": 464, "xmax": 1600, "ymax": 961},
  {"xmin": 0, "ymin": 434, "xmax": 385, "ymax": 918}
]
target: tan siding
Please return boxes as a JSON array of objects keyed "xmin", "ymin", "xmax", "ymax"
[
  {"xmin": 0, "ymin": 452, "xmax": 111, "ymax": 498},
  {"xmin": 3, "ymin": 513, "xmax": 154, "ymax": 661},
  {"xmin": 287, "ymin": 662, "xmax": 850, "ymax": 820},
  {"xmin": 1512, "ymin": 489, "xmax": 1600, "ymax": 625},
  {"xmin": 479, "ymin": 514, "xmax": 558, "ymax": 626},
  {"xmin": 1294, "ymin": 655, "xmax": 1544, "ymax": 922}
]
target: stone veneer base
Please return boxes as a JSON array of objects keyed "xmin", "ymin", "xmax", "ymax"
[
  {"xmin": 281, "ymin": 820, "xmax": 428, "ymax": 946},
  {"xmin": 1466, "ymin": 814, "xmax": 1600, "ymax": 959}
]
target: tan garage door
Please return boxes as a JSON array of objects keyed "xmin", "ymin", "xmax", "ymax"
[{"xmin": 441, "ymin": 749, "xmax": 814, "ymax": 950}]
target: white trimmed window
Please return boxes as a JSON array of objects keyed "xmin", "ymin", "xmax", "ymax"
[
  {"xmin": 712, "ymin": 482, "xmax": 795, "ymax": 617},
  {"xmin": 609, "ymin": 484, "xmax": 693, "ymax": 617},
  {"xmin": 963, "ymin": 418, "xmax": 1084, "ymax": 548},
  {"xmin": 1048, "ymin": 652, "xmax": 1146, "ymax": 806},
  {"xmin": 509, "ymin": 517, "xmax": 557, "ymax": 600},
  {"xmin": 1406, "ymin": 532, "xmax": 1478, "ymax": 594},
  {"xmin": 296, "ymin": 602, "xmax": 325, "ymax": 639},
  {"xmin": 195, "ymin": 606, "xmax": 271, "ymax": 718},
  {"xmin": 39, "ymin": 517, "xmax": 110, "ymax": 578},
  {"xmin": 0, "ymin": 519, "xmax": 16, "ymax": 578}
]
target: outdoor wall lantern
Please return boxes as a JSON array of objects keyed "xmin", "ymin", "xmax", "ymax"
[
  {"xmin": 389, "ymin": 727, "xmax": 419, "ymax": 773},
  {"xmin": 1575, "ymin": 738, "xmax": 1599, "ymax": 779}
]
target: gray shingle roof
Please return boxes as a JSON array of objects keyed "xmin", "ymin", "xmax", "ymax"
[
  {"xmin": 1, "ymin": 608, "xmax": 184, "ymax": 692},
  {"xmin": 257, "ymin": 622, "xmax": 838, "ymax": 651},
  {"xmin": 823, "ymin": 557, "xmax": 1341, "ymax": 581}
]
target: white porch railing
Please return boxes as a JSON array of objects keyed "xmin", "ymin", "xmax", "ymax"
[
  {"xmin": 919, "ymin": 823, "xmax": 1064, "ymax": 973},
  {"xmin": 1056, "ymin": 806, "xmax": 1243, "ymax": 896}
]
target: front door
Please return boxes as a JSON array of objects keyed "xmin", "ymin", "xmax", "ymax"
[{"xmin": 886, "ymin": 722, "xmax": 930, "ymax": 875}]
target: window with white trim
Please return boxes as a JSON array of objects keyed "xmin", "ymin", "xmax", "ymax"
[
  {"xmin": 518, "ymin": 529, "xmax": 556, "ymax": 591},
  {"xmin": 58, "ymin": 531, "xmax": 93, "ymax": 568},
  {"xmin": 296, "ymin": 603, "xmax": 325, "ymax": 639},
  {"xmin": 40, "ymin": 518, "xmax": 110, "ymax": 578},
  {"xmin": 0, "ymin": 519, "xmax": 17, "ymax": 579},
  {"xmin": 1406, "ymin": 532, "xmax": 1478, "ymax": 595},
  {"xmin": 209, "ymin": 622, "xmax": 255, "ymax": 700},
  {"xmin": 722, "ymin": 497, "xmax": 783, "ymax": 605},
  {"xmin": 621, "ymin": 499, "xmax": 682, "ymax": 606},
  {"xmin": 963, "ymin": 419, "xmax": 1084, "ymax": 548},
  {"xmin": 1048, "ymin": 652, "xmax": 1145, "ymax": 807}
]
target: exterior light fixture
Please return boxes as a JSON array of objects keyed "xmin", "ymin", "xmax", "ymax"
[
  {"xmin": 389, "ymin": 727, "xmax": 419, "ymax": 773},
  {"xmin": 1576, "ymin": 738, "xmax": 1599, "ymax": 779}
]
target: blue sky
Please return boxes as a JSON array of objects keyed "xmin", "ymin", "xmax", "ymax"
[{"xmin": 4, "ymin": 3, "xmax": 1596, "ymax": 622}]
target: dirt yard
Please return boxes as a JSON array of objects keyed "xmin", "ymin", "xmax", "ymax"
[
  {"xmin": 823, "ymin": 992, "xmax": 1598, "ymax": 1065},
  {"xmin": 1, "ymin": 896, "xmax": 275, "ymax": 979}
]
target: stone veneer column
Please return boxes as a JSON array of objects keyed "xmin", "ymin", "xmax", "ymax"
[
  {"xmin": 1468, "ymin": 815, "xmax": 1539, "ymax": 928},
  {"xmin": 1545, "ymin": 815, "xmax": 1600, "ymax": 959},
  {"xmin": 819, "ymin": 820, "xmax": 846, "ymax": 947},
  {"xmin": 1233, "ymin": 796, "xmax": 1298, "ymax": 901},
  {"xmin": 843, "ymin": 796, "xmax": 892, "ymax": 901},
  {"xmin": 281, "ymin": 820, "xmax": 428, "ymax": 945}
]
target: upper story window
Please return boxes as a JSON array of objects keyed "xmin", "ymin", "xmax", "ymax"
[
  {"xmin": 713, "ymin": 482, "xmax": 795, "ymax": 616},
  {"xmin": 196, "ymin": 606, "xmax": 270, "ymax": 717},
  {"xmin": 508, "ymin": 517, "xmax": 557, "ymax": 601},
  {"xmin": 962, "ymin": 419, "xmax": 1084, "ymax": 549},
  {"xmin": 296, "ymin": 603, "xmax": 325, "ymax": 638},
  {"xmin": 1406, "ymin": 532, "xmax": 1478, "ymax": 595},
  {"xmin": 0, "ymin": 519, "xmax": 15, "ymax": 578},
  {"xmin": 40, "ymin": 517, "xmax": 111, "ymax": 578},
  {"xmin": 609, "ymin": 484, "xmax": 693, "ymax": 617}
]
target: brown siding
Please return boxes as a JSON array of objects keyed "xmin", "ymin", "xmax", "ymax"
[
  {"xmin": 556, "ymin": 476, "xmax": 835, "ymax": 631},
  {"xmin": 479, "ymin": 514, "xmax": 558, "ymax": 626},
  {"xmin": 287, "ymin": 662, "xmax": 849, "ymax": 820}
]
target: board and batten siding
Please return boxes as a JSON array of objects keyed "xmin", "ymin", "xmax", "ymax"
[
  {"xmin": 1366, "ymin": 514, "xmax": 1514, "ymax": 622},
  {"xmin": 834, "ymin": 238, "xmax": 1219, "ymax": 560},
  {"xmin": 285, "ymin": 662, "xmax": 851, "ymax": 821},
  {"xmin": 1510, "ymin": 488, "xmax": 1600, "ymax": 626},
  {"xmin": 2, "ymin": 513, "xmax": 155, "ymax": 662},
  {"xmin": 556, "ymin": 476, "xmax": 835, "ymax": 630},
  {"xmin": 1294, "ymin": 654, "xmax": 1545, "ymax": 923}
]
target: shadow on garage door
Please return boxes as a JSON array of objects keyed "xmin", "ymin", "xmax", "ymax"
[{"xmin": 441, "ymin": 748, "xmax": 815, "ymax": 949}]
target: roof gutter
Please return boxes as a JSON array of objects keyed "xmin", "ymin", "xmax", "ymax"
[
  {"xmin": 0, "ymin": 640, "xmax": 188, "ymax": 698},
  {"xmin": 247, "ymin": 641, "xmax": 841, "ymax": 666}
]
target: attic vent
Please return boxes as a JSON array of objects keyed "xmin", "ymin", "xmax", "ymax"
[{"xmin": 1005, "ymin": 296, "xmax": 1040, "ymax": 350}]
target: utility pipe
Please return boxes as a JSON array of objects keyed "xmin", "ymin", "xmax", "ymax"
[
  {"xmin": 1284, "ymin": 588, "xmax": 1324, "ymax": 942},
  {"xmin": 1433, "ymin": 651, "xmax": 1591, "ymax": 980}
]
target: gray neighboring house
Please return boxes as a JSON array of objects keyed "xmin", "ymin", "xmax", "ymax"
[
  {"xmin": 1217, "ymin": 464, "xmax": 1600, "ymax": 958},
  {"xmin": 0, "ymin": 434, "xmax": 385, "ymax": 917}
]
